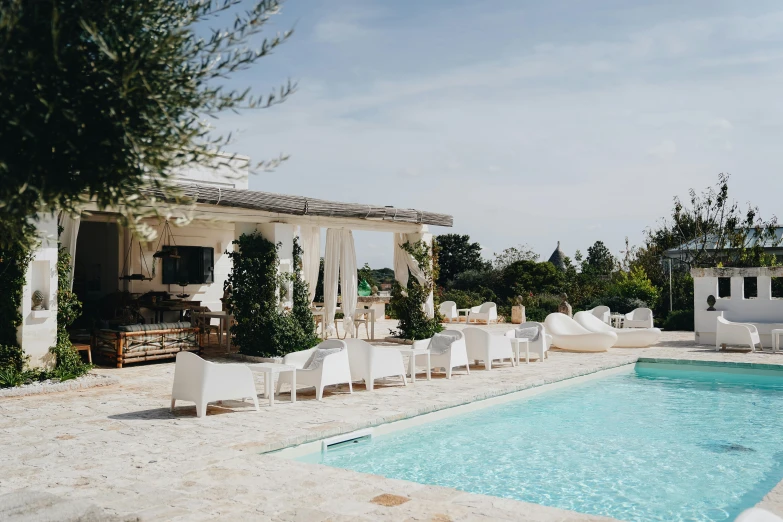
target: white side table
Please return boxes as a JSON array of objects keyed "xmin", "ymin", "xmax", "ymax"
[
  {"xmin": 457, "ymin": 308, "xmax": 471, "ymax": 323},
  {"xmin": 772, "ymin": 329, "xmax": 783, "ymax": 353},
  {"xmin": 247, "ymin": 363, "xmax": 296, "ymax": 406},
  {"xmin": 610, "ymin": 314, "xmax": 625, "ymax": 329},
  {"xmin": 396, "ymin": 347, "xmax": 431, "ymax": 383},
  {"xmin": 508, "ymin": 338, "xmax": 530, "ymax": 364}
]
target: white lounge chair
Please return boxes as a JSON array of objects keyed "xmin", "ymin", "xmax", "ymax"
[
  {"xmin": 574, "ymin": 311, "xmax": 661, "ymax": 348},
  {"xmin": 588, "ymin": 305, "xmax": 611, "ymax": 324},
  {"xmin": 170, "ymin": 351, "xmax": 259, "ymax": 418},
  {"xmin": 276, "ymin": 340, "xmax": 353, "ymax": 400},
  {"xmin": 624, "ymin": 308, "xmax": 654, "ymax": 328},
  {"xmin": 439, "ymin": 301, "xmax": 458, "ymax": 323},
  {"xmin": 715, "ymin": 316, "xmax": 762, "ymax": 352},
  {"xmin": 345, "ymin": 339, "xmax": 407, "ymax": 390},
  {"xmin": 414, "ymin": 329, "xmax": 470, "ymax": 379},
  {"xmin": 544, "ymin": 313, "xmax": 617, "ymax": 353},
  {"xmin": 463, "ymin": 327, "xmax": 516, "ymax": 370},
  {"xmin": 467, "ymin": 302, "xmax": 498, "ymax": 324},
  {"xmin": 504, "ymin": 322, "xmax": 551, "ymax": 362}
]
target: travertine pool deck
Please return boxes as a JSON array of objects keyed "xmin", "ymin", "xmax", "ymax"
[{"xmin": 1, "ymin": 329, "xmax": 782, "ymax": 521}]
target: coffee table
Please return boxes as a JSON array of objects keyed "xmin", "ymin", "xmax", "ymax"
[
  {"xmin": 247, "ymin": 363, "xmax": 296, "ymax": 406},
  {"xmin": 507, "ymin": 338, "xmax": 530, "ymax": 364},
  {"xmin": 772, "ymin": 329, "xmax": 783, "ymax": 353},
  {"xmin": 395, "ymin": 347, "xmax": 431, "ymax": 383}
]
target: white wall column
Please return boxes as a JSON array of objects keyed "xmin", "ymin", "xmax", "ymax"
[
  {"xmin": 257, "ymin": 223, "xmax": 295, "ymax": 309},
  {"xmin": 18, "ymin": 215, "xmax": 59, "ymax": 367}
]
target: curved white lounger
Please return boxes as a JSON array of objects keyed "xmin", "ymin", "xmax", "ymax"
[
  {"xmin": 574, "ymin": 311, "xmax": 662, "ymax": 348},
  {"xmin": 544, "ymin": 313, "xmax": 616, "ymax": 353}
]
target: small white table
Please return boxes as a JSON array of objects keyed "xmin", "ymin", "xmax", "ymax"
[
  {"xmin": 199, "ymin": 311, "xmax": 233, "ymax": 351},
  {"xmin": 508, "ymin": 338, "xmax": 531, "ymax": 364},
  {"xmin": 610, "ymin": 314, "xmax": 625, "ymax": 329},
  {"xmin": 396, "ymin": 347, "xmax": 431, "ymax": 383},
  {"xmin": 247, "ymin": 363, "xmax": 296, "ymax": 406},
  {"xmin": 772, "ymin": 329, "xmax": 783, "ymax": 353},
  {"xmin": 457, "ymin": 308, "xmax": 471, "ymax": 323}
]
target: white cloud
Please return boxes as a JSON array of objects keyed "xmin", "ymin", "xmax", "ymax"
[{"xmin": 647, "ymin": 140, "xmax": 678, "ymax": 160}]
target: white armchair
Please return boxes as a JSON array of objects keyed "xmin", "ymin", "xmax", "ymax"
[
  {"xmin": 170, "ymin": 351, "xmax": 259, "ymax": 418},
  {"xmin": 463, "ymin": 327, "xmax": 515, "ymax": 370},
  {"xmin": 439, "ymin": 301, "xmax": 458, "ymax": 323},
  {"xmin": 504, "ymin": 322, "xmax": 551, "ymax": 362},
  {"xmin": 416, "ymin": 329, "xmax": 470, "ymax": 379},
  {"xmin": 624, "ymin": 308, "xmax": 654, "ymax": 328},
  {"xmin": 467, "ymin": 302, "xmax": 498, "ymax": 324},
  {"xmin": 345, "ymin": 339, "xmax": 407, "ymax": 390},
  {"xmin": 276, "ymin": 340, "xmax": 353, "ymax": 400},
  {"xmin": 716, "ymin": 316, "xmax": 762, "ymax": 352},
  {"xmin": 589, "ymin": 306, "xmax": 611, "ymax": 324}
]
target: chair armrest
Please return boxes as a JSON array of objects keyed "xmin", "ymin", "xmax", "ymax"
[{"xmin": 283, "ymin": 348, "xmax": 315, "ymax": 368}]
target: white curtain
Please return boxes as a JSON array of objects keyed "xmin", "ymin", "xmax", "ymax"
[
  {"xmin": 340, "ymin": 229, "xmax": 357, "ymax": 337},
  {"xmin": 58, "ymin": 212, "xmax": 81, "ymax": 290},
  {"xmin": 323, "ymin": 229, "xmax": 342, "ymax": 337},
  {"xmin": 299, "ymin": 226, "xmax": 321, "ymax": 304},
  {"xmin": 393, "ymin": 232, "xmax": 434, "ymax": 318}
]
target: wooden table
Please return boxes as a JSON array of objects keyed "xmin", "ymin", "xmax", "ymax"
[
  {"xmin": 197, "ymin": 311, "xmax": 233, "ymax": 352},
  {"xmin": 247, "ymin": 363, "xmax": 296, "ymax": 407}
]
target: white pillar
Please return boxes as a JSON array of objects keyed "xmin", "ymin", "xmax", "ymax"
[
  {"xmin": 18, "ymin": 215, "xmax": 59, "ymax": 367},
  {"xmin": 758, "ymin": 275, "xmax": 772, "ymax": 300},
  {"xmin": 257, "ymin": 223, "xmax": 295, "ymax": 309},
  {"xmin": 730, "ymin": 277, "xmax": 744, "ymax": 300}
]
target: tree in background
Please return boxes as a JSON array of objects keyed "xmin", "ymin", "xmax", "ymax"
[
  {"xmin": 492, "ymin": 244, "xmax": 539, "ymax": 270},
  {"xmin": 358, "ymin": 263, "xmax": 377, "ymax": 288},
  {"xmin": 583, "ymin": 241, "xmax": 616, "ymax": 276},
  {"xmin": 435, "ymin": 234, "xmax": 489, "ymax": 285},
  {"xmin": 0, "ymin": 0, "xmax": 293, "ymax": 248}
]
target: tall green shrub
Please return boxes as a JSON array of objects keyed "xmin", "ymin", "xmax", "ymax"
[
  {"xmin": 50, "ymin": 244, "xmax": 90, "ymax": 378},
  {"xmin": 390, "ymin": 240, "xmax": 443, "ymax": 340},
  {"xmin": 225, "ymin": 233, "xmax": 318, "ymax": 358}
]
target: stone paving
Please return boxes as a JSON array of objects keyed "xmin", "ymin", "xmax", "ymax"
[{"xmin": 1, "ymin": 328, "xmax": 783, "ymax": 521}]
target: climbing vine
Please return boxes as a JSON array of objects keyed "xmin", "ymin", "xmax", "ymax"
[
  {"xmin": 390, "ymin": 240, "xmax": 443, "ymax": 340},
  {"xmin": 225, "ymin": 233, "xmax": 319, "ymax": 358}
]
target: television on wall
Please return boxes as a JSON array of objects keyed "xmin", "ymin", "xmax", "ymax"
[{"xmin": 161, "ymin": 246, "xmax": 214, "ymax": 285}]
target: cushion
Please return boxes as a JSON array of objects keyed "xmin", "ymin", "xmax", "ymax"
[
  {"xmin": 117, "ymin": 322, "xmax": 192, "ymax": 332},
  {"xmin": 304, "ymin": 348, "xmax": 342, "ymax": 370},
  {"xmin": 428, "ymin": 333, "xmax": 458, "ymax": 355},
  {"xmin": 515, "ymin": 326, "xmax": 540, "ymax": 342}
]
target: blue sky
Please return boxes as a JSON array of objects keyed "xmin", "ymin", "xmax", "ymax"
[{"xmin": 216, "ymin": 0, "xmax": 783, "ymax": 268}]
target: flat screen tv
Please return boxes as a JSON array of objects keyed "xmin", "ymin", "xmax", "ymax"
[{"xmin": 161, "ymin": 246, "xmax": 214, "ymax": 285}]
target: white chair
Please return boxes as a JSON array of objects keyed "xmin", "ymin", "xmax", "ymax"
[
  {"xmin": 544, "ymin": 313, "xmax": 617, "ymax": 353},
  {"xmin": 504, "ymin": 322, "xmax": 551, "ymax": 362},
  {"xmin": 574, "ymin": 311, "xmax": 661, "ymax": 348},
  {"xmin": 715, "ymin": 316, "xmax": 762, "ymax": 352},
  {"xmin": 170, "ymin": 351, "xmax": 259, "ymax": 418},
  {"xmin": 463, "ymin": 327, "xmax": 515, "ymax": 370},
  {"xmin": 439, "ymin": 301, "xmax": 458, "ymax": 323},
  {"xmin": 735, "ymin": 508, "xmax": 783, "ymax": 522},
  {"xmin": 467, "ymin": 302, "xmax": 498, "ymax": 324},
  {"xmin": 414, "ymin": 329, "xmax": 470, "ymax": 379},
  {"xmin": 276, "ymin": 340, "xmax": 353, "ymax": 400},
  {"xmin": 623, "ymin": 308, "xmax": 654, "ymax": 328},
  {"xmin": 589, "ymin": 305, "xmax": 611, "ymax": 324},
  {"xmin": 345, "ymin": 339, "xmax": 407, "ymax": 390}
]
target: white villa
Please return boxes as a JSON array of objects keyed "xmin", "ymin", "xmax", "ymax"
[{"xmin": 17, "ymin": 156, "xmax": 452, "ymax": 366}]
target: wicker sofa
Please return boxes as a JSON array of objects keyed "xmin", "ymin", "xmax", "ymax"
[{"xmin": 92, "ymin": 322, "xmax": 200, "ymax": 368}]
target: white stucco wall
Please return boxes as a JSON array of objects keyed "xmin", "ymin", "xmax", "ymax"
[
  {"xmin": 18, "ymin": 215, "xmax": 59, "ymax": 367},
  {"xmin": 692, "ymin": 267, "xmax": 783, "ymax": 346},
  {"xmin": 123, "ymin": 220, "xmax": 236, "ymax": 318}
]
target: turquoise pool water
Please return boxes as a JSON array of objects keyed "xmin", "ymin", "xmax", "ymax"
[{"xmin": 298, "ymin": 363, "xmax": 783, "ymax": 521}]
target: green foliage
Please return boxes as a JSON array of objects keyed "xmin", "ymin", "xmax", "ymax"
[
  {"xmin": 358, "ymin": 263, "xmax": 377, "ymax": 289},
  {"xmin": 390, "ymin": 240, "xmax": 443, "ymax": 340},
  {"xmin": 0, "ymin": 344, "xmax": 27, "ymax": 373},
  {"xmin": 0, "ymin": 0, "xmax": 293, "ymax": 247},
  {"xmin": 610, "ymin": 267, "xmax": 660, "ymax": 308},
  {"xmin": 435, "ymin": 234, "xmax": 489, "ymax": 285},
  {"xmin": 452, "ymin": 269, "xmax": 502, "ymax": 294},
  {"xmin": 492, "ymin": 244, "xmax": 539, "ymax": 270},
  {"xmin": 583, "ymin": 241, "xmax": 616, "ymax": 276},
  {"xmin": 0, "ymin": 236, "xmax": 32, "ymax": 348},
  {"xmin": 517, "ymin": 293, "xmax": 562, "ymax": 322},
  {"xmin": 225, "ymin": 233, "xmax": 318, "ymax": 358},
  {"xmin": 51, "ymin": 243, "xmax": 91, "ymax": 379},
  {"xmin": 498, "ymin": 260, "xmax": 564, "ymax": 302},
  {"xmin": 663, "ymin": 309, "xmax": 694, "ymax": 331}
]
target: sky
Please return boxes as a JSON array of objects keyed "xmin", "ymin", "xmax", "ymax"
[{"xmin": 214, "ymin": 0, "xmax": 783, "ymax": 268}]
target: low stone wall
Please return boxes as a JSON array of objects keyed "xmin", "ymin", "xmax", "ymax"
[{"xmin": 0, "ymin": 373, "xmax": 117, "ymax": 399}]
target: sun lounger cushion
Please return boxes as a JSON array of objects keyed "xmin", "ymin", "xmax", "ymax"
[
  {"xmin": 515, "ymin": 326, "xmax": 540, "ymax": 342},
  {"xmin": 116, "ymin": 322, "xmax": 192, "ymax": 332},
  {"xmin": 304, "ymin": 347, "xmax": 343, "ymax": 370},
  {"xmin": 428, "ymin": 332, "xmax": 459, "ymax": 355}
]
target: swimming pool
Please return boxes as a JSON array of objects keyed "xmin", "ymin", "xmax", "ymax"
[{"xmin": 295, "ymin": 362, "xmax": 783, "ymax": 522}]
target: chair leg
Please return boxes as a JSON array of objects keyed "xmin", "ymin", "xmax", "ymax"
[
  {"xmin": 366, "ymin": 379, "xmax": 374, "ymax": 391},
  {"xmin": 485, "ymin": 359, "xmax": 492, "ymax": 371},
  {"xmin": 465, "ymin": 364, "xmax": 470, "ymax": 375},
  {"xmin": 251, "ymin": 393, "xmax": 260, "ymax": 412},
  {"xmin": 196, "ymin": 401, "xmax": 207, "ymax": 418},
  {"xmin": 347, "ymin": 381, "xmax": 353, "ymax": 394},
  {"xmin": 401, "ymin": 374, "xmax": 408, "ymax": 386},
  {"xmin": 446, "ymin": 366, "xmax": 452, "ymax": 379},
  {"xmin": 170, "ymin": 398, "xmax": 176, "ymax": 412},
  {"xmin": 316, "ymin": 386, "xmax": 323, "ymax": 401}
]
